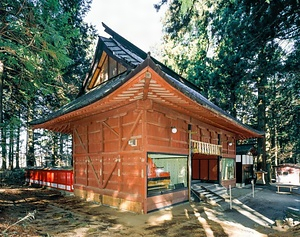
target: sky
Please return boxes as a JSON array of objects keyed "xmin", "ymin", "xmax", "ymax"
[{"xmin": 84, "ymin": 0, "xmax": 167, "ymax": 52}]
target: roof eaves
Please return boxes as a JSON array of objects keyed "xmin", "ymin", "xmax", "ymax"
[
  {"xmin": 144, "ymin": 58, "xmax": 264, "ymax": 138},
  {"xmin": 30, "ymin": 70, "xmax": 132, "ymax": 126},
  {"xmin": 30, "ymin": 57, "xmax": 159, "ymax": 128}
]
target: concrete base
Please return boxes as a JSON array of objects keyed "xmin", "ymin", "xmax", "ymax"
[{"xmin": 236, "ymin": 183, "xmax": 245, "ymax": 188}]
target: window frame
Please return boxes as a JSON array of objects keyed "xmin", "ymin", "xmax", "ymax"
[{"xmin": 147, "ymin": 153, "xmax": 188, "ymax": 197}]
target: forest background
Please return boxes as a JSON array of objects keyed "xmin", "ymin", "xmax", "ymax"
[{"xmin": 0, "ymin": 0, "xmax": 299, "ymax": 175}]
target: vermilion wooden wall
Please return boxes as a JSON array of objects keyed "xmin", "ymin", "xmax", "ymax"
[
  {"xmin": 71, "ymin": 98, "xmax": 237, "ymax": 213},
  {"xmin": 144, "ymin": 102, "xmax": 190, "ymax": 212},
  {"xmin": 146, "ymin": 102, "xmax": 190, "ymax": 154},
  {"xmin": 72, "ymin": 101, "xmax": 146, "ymax": 213},
  {"xmin": 190, "ymin": 123, "xmax": 237, "ymax": 187}
]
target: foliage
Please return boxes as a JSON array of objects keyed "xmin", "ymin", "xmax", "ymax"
[
  {"xmin": 160, "ymin": 0, "xmax": 300, "ymax": 164},
  {"xmin": 0, "ymin": 169, "xmax": 25, "ymax": 185},
  {"xmin": 0, "ymin": 0, "xmax": 96, "ymax": 169}
]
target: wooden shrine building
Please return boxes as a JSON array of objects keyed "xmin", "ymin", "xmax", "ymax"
[{"xmin": 31, "ymin": 23, "xmax": 264, "ymax": 213}]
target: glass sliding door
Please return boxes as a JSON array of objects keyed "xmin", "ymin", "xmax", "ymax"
[{"xmin": 147, "ymin": 153, "xmax": 187, "ymax": 197}]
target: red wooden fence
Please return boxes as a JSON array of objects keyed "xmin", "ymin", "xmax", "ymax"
[{"xmin": 25, "ymin": 169, "xmax": 74, "ymax": 192}]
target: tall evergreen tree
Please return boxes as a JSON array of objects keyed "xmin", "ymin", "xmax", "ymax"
[
  {"xmin": 0, "ymin": 0, "xmax": 95, "ymax": 168},
  {"xmin": 160, "ymin": 0, "xmax": 300, "ymax": 168}
]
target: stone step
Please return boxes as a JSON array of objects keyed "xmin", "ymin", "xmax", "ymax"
[
  {"xmin": 210, "ymin": 197, "xmax": 223, "ymax": 203},
  {"xmin": 191, "ymin": 183, "xmax": 227, "ymax": 206},
  {"xmin": 199, "ymin": 191, "xmax": 211, "ymax": 195},
  {"xmin": 212, "ymin": 189, "xmax": 228, "ymax": 197},
  {"xmin": 204, "ymin": 194, "xmax": 215, "ymax": 198}
]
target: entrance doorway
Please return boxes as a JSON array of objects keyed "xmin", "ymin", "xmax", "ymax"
[{"xmin": 192, "ymin": 154, "xmax": 218, "ymax": 182}]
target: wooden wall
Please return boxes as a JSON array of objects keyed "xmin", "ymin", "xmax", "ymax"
[
  {"xmin": 189, "ymin": 118, "xmax": 236, "ymax": 157},
  {"xmin": 147, "ymin": 189, "xmax": 189, "ymax": 212},
  {"xmin": 72, "ymin": 101, "xmax": 146, "ymax": 213},
  {"xmin": 189, "ymin": 116, "xmax": 237, "ymax": 188},
  {"xmin": 71, "ymin": 99, "xmax": 238, "ymax": 213},
  {"xmin": 146, "ymin": 102, "xmax": 190, "ymax": 155}
]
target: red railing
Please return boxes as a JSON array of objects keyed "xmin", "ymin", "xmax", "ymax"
[{"xmin": 25, "ymin": 169, "xmax": 73, "ymax": 192}]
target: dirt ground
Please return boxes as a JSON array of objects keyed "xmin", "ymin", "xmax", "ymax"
[{"xmin": 0, "ymin": 185, "xmax": 299, "ymax": 237}]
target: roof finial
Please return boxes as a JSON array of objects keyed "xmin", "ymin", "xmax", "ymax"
[{"xmin": 147, "ymin": 52, "xmax": 151, "ymax": 58}]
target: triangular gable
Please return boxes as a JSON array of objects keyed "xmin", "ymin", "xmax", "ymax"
[
  {"xmin": 79, "ymin": 23, "xmax": 198, "ymax": 97},
  {"xmin": 79, "ymin": 35, "xmax": 139, "ymax": 96},
  {"xmin": 87, "ymin": 51, "xmax": 127, "ymax": 90}
]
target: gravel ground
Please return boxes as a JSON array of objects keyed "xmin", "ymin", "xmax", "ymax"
[{"xmin": 0, "ymin": 184, "xmax": 299, "ymax": 237}]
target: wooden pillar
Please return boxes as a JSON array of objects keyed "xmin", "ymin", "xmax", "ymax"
[
  {"xmin": 188, "ymin": 124, "xmax": 192, "ymax": 201},
  {"xmin": 218, "ymin": 134, "xmax": 222, "ymax": 185}
]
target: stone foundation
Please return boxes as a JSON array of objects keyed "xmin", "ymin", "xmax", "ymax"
[{"xmin": 74, "ymin": 188, "xmax": 143, "ymax": 213}]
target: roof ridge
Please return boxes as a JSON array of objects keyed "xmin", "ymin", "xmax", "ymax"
[{"xmin": 102, "ymin": 22, "xmax": 148, "ymax": 59}]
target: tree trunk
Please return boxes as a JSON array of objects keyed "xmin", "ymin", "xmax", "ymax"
[
  {"xmin": 1, "ymin": 127, "xmax": 7, "ymax": 170},
  {"xmin": 15, "ymin": 123, "xmax": 20, "ymax": 169},
  {"xmin": 26, "ymin": 103, "xmax": 35, "ymax": 167},
  {"xmin": 0, "ymin": 61, "xmax": 6, "ymax": 170},
  {"xmin": 257, "ymin": 76, "xmax": 267, "ymax": 172},
  {"xmin": 26, "ymin": 127, "xmax": 35, "ymax": 167},
  {"xmin": 8, "ymin": 124, "xmax": 14, "ymax": 170},
  {"xmin": 230, "ymin": 84, "xmax": 237, "ymax": 118},
  {"xmin": 51, "ymin": 133, "xmax": 58, "ymax": 166},
  {"xmin": 59, "ymin": 133, "xmax": 64, "ymax": 166}
]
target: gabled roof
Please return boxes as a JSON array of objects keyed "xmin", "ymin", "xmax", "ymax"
[
  {"xmin": 31, "ymin": 23, "xmax": 264, "ymax": 139},
  {"xmin": 78, "ymin": 23, "xmax": 197, "ymax": 96}
]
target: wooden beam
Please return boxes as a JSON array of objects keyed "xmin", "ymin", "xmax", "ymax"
[
  {"xmin": 143, "ymin": 77, "xmax": 151, "ymax": 100},
  {"xmin": 102, "ymin": 156, "xmax": 120, "ymax": 189},
  {"xmin": 121, "ymin": 110, "xmax": 143, "ymax": 151},
  {"xmin": 102, "ymin": 121, "xmax": 119, "ymax": 137},
  {"xmin": 74, "ymin": 128, "xmax": 102, "ymax": 188}
]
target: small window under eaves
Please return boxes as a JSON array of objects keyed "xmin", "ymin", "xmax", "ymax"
[{"xmin": 88, "ymin": 52, "xmax": 127, "ymax": 89}]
